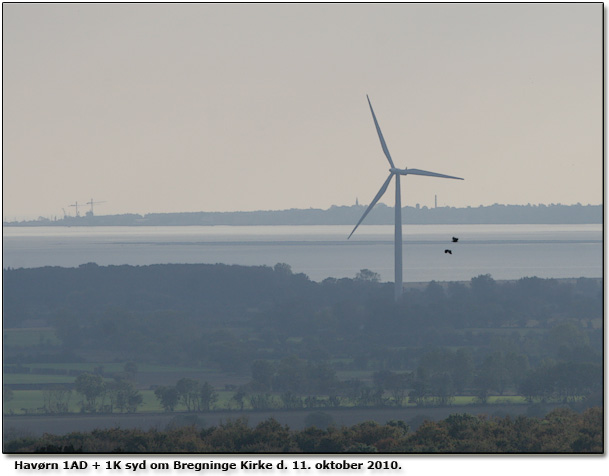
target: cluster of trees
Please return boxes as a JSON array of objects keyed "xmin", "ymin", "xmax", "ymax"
[
  {"xmin": 151, "ymin": 348, "xmax": 601, "ymax": 414},
  {"xmin": 404, "ymin": 347, "xmax": 601, "ymax": 406},
  {"xmin": 35, "ymin": 364, "xmax": 144, "ymax": 414},
  {"xmin": 248, "ymin": 356, "xmax": 339, "ymax": 394},
  {"xmin": 239, "ymin": 351, "xmax": 600, "ymax": 410},
  {"xmin": 4, "ymin": 407, "xmax": 602, "ymax": 453},
  {"xmin": 519, "ymin": 361, "xmax": 602, "ymax": 403},
  {"xmin": 73, "ymin": 373, "xmax": 142, "ymax": 414},
  {"xmin": 154, "ymin": 379, "xmax": 217, "ymax": 412}
]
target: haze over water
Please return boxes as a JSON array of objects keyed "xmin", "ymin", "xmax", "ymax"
[{"xmin": 2, "ymin": 224, "xmax": 601, "ymax": 283}]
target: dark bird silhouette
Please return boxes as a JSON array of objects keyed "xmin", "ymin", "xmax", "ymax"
[
  {"xmin": 452, "ymin": 237, "xmax": 459, "ymax": 242},
  {"xmin": 444, "ymin": 249, "xmax": 452, "ymax": 254}
]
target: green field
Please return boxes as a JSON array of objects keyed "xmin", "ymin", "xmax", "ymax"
[
  {"xmin": 4, "ymin": 328, "xmax": 62, "ymax": 348},
  {"xmin": 3, "ymin": 374, "xmax": 76, "ymax": 385},
  {"xmin": 5, "ymin": 360, "xmax": 210, "ymax": 374}
]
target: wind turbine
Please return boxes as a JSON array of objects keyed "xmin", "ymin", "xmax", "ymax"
[{"xmin": 349, "ymin": 96, "xmax": 464, "ymax": 301}]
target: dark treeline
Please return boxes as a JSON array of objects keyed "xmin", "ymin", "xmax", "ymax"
[
  {"xmin": 3, "ymin": 263, "xmax": 602, "ymax": 406},
  {"xmin": 5, "ymin": 407, "xmax": 603, "ymax": 453},
  {"xmin": 4, "ymin": 202, "xmax": 602, "ymax": 226}
]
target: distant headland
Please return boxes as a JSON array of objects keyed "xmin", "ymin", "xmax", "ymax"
[{"xmin": 2, "ymin": 203, "xmax": 602, "ymax": 227}]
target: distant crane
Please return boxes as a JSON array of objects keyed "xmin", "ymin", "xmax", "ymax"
[
  {"xmin": 69, "ymin": 202, "xmax": 82, "ymax": 217},
  {"xmin": 86, "ymin": 198, "xmax": 106, "ymax": 216}
]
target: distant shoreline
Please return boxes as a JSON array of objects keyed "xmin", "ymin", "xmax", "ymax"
[{"xmin": 3, "ymin": 203, "xmax": 602, "ymax": 227}]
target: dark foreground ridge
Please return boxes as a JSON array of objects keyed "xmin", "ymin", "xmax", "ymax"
[{"xmin": 4, "ymin": 202, "xmax": 602, "ymax": 226}]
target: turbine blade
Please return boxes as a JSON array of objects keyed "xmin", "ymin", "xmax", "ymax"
[
  {"xmin": 403, "ymin": 168, "xmax": 464, "ymax": 180},
  {"xmin": 348, "ymin": 173, "xmax": 394, "ymax": 239},
  {"xmin": 367, "ymin": 95, "xmax": 395, "ymax": 168}
]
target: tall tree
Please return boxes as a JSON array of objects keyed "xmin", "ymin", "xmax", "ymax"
[
  {"xmin": 74, "ymin": 373, "xmax": 105, "ymax": 412},
  {"xmin": 154, "ymin": 386, "xmax": 179, "ymax": 412}
]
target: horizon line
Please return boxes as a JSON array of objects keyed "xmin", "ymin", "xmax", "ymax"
[{"xmin": 3, "ymin": 201, "xmax": 602, "ymax": 223}]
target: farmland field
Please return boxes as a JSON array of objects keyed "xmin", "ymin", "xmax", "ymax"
[{"xmin": 3, "ymin": 328, "xmax": 61, "ymax": 348}]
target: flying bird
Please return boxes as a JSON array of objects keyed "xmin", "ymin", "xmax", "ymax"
[
  {"xmin": 452, "ymin": 237, "xmax": 459, "ymax": 242},
  {"xmin": 445, "ymin": 249, "xmax": 452, "ymax": 254},
  {"xmin": 348, "ymin": 95, "xmax": 464, "ymax": 301}
]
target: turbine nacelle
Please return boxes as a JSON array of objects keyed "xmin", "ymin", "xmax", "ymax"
[{"xmin": 390, "ymin": 167, "xmax": 464, "ymax": 180}]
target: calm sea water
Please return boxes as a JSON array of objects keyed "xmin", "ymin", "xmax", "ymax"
[{"xmin": 2, "ymin": 224, "xmax": 602, "ymax": 283}]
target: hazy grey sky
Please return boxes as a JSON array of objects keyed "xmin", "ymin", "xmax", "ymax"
[{"xmin": 2, "ymin": 3, "xmax": 602, "ymax": 219}]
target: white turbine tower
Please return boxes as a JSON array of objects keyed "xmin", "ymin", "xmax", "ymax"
[{"xmin": 349, "ymin": 96, "xmax": 464, "ymax": 301}]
